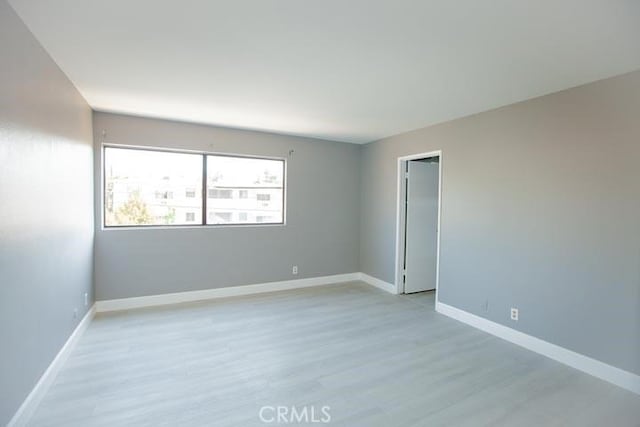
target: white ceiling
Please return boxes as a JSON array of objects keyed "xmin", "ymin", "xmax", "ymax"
[{"xmin": 9, "ymin": 0, "xmax": 640, "ymax": 144}]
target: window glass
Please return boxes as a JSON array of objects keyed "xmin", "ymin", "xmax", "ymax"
[
  {"xmin": 206, "ymin": 156, "xmax": 284, "ymax": 225},
  {"xmin": 103, "ymin": 146, "xmax": 284, "ymax": 227},
  {"xmin": 104, "ymin": 147, "xmax": 202, "ymax": 226}
]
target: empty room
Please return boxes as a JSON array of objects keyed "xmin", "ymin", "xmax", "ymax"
[{"xmin": 1, "ymin": 0, "xmax": 640, "ymax": 426}]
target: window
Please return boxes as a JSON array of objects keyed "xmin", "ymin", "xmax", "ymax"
[
  {"xmin": 103, "ymin": 146, "xmax": 285, "ymax": 227},
  {"xmin": 155, "ymin": 191, "xmax": 173, "ymax": 200},
  {"xmin": 206, "ymin": 155, "xmax": 284, "ymax": 225},
  {"xmin": 208, "ymin": 211, "xmax": 233, "ymax": 224},
  {"xmin": 208, "ymin": 189, "xmax": 232, "ymax": 199},
  {"xmin": 103, "ymin": 147, "xmax": 202, "ymax": 226}
]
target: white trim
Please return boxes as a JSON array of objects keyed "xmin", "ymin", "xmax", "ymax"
[
  {"xmin": 436, "ymin": 301, "xmax": 640, "ymax": 395},
  {"xmin": 395, "ymin": 150, "xmax": 443, "ymax": 301},
  {"xmin": 8, "ymin": 305, "xmax": 96, "ymax": 427},
  {"xmin": 95, "ymin": 273, "xmax": 360, "ymax": 312},
  {"xmin": 358, "ymin": 273, "xmax": 398, "ymax": 294}
]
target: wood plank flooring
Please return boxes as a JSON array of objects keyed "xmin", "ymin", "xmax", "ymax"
[{"xmin": 28, "ymin": 282, "xmax": 640, "ymax": 426}]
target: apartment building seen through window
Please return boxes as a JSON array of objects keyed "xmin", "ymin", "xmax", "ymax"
[{"xmin": 103, "ymin": 146, "xmax": 285, "ymax": 227}]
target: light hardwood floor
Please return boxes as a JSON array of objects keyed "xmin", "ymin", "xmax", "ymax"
[{"xmin": 28, "ymin": 282, "xmax": 640, "ymax": 426}]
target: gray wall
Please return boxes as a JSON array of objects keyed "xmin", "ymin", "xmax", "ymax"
[
  {"xmin": 93, "ymin": 112, "xmax": 360, "ymax": 300},
  {"xmin": 360, "ymin": 70, "xmax": 640, "ymax": 375},
  {"xmin": 0, "ymin": 1, "xmax": 94, "ymax": 425}
]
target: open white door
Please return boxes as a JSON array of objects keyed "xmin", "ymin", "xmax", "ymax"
[{"xmin": 404, "ymin": 159, "xmax": 439, "ymax": 293}]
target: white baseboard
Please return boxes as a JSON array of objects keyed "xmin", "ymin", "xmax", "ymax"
[
  {"xmin": 8, "ymin": 305, "xmax": 96, "ymax": 427},
  {"xmin": 95, "ymin": 273, "xmax": 360, "ymax": 312},
  {"xmin": 435, "ymin": 301, "xmax": 640, "ymax": 395},
  {"xmin": 358, "ymin": 273, "xmax": 397, "ymax": 294}
]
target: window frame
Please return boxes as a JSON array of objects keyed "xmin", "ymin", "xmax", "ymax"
[{"xmin": 102, "ymin": 143, "xmax": 287, "ymax": 229}]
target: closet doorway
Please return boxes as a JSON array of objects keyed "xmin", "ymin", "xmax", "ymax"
[{"xmin": 395, "ymin": 151, "xmax": 442, "ymax": 300}]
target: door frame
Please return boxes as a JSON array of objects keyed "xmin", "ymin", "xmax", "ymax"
[{"xmin": 394, "ymin": 150, "xmax": 443, "ymax": 301}]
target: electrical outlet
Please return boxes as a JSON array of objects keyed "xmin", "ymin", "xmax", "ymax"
[
  {"xmin": 510, "ymin": 307, "xmax": 519, "ymax": 321},
  {"xmin": 84, "ymin": 293, "xmax": 89, "ymax": 307},
  {"xmin": 482, "ymin": 299, "xmax": 489, "ymax": 313},
  {"xmin": 292, "ymin": 265, "xmax": 298, "ymax": 275},
  {"xmin": 73, "ymin": 308, "xmax": 78, "ymax": 320}
]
